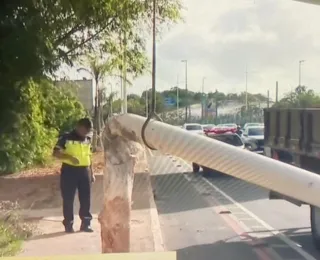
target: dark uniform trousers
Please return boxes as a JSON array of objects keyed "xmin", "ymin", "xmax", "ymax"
[{"xmin": 60, "ymin": 164, "xmax": 92, "ymax": 226}]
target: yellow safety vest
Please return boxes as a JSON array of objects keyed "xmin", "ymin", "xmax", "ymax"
[{"xmin": 62, "ymin": 140, "xmax": 92, "ymax": 167}]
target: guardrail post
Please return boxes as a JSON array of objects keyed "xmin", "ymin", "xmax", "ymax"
[{"xmin": 99, "ymin": 118, "xmax": 146, "ymax": 253}]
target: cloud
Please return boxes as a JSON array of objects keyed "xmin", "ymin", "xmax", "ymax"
[{"xmin": 130, "ymin": 0, "xmax": 320, "ymax": 99}]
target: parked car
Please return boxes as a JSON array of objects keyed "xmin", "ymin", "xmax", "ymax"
[
  {"xmin": 242, "ymin": 122, "xmax": 263, "ymax": 132},
  {"xmin": 216, "ymin": 123, "xmax": 237, "ymax": 129},
  {"xmin": 201, "ymin": 124, "xmax": 215, "ymax": 131},
  {"xmin": 182, "ymin": 123, "xmax": 204, "ymax": 135},
  {"xmin": 192, "ymin": 130, "xmax": 247, "ymax": 175}
]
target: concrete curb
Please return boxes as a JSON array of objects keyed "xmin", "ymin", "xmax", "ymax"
[
  {"xmin": 145, "ymin": 147, "xmax": 165, "ymax": 252},
  {"xmin": 146, "ymin": 174, "xmax": 165, "ymax": 252}
]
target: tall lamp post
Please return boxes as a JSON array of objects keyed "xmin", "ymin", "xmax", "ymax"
[
  {"xmin": 299, "ymin": 60, "xmax": 305, "ymax": 87},
  {"xmin": 176, "ymin": 75, "xmax": 179, "ymax": 117},
  {"xmin": 245, "ymin": 66, "xmax": 248, "ymax": 111},
  {"xmin": 201, "ymin": 77, "xmax": 206, "ymax": 120},
  {"xmin": 181, "ymin": 60, "xmax": 188, "ymax": 122}
]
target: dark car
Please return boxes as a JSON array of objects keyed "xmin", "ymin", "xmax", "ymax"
[{"xmin": 192, "ymin": 132, "xmax": 246, "ymax": 175}]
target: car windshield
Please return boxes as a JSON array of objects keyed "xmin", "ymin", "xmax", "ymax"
[
  {"xmin": 210, "ymin": 134, "xmax": 243, "ymax": 146},
  {"xmin": 248, "ymin": 127, "xmax": 264, "ymax": 136},
  {"xmin": 186, "ymin": 125, "xmax": 202, "ymax": 131}
]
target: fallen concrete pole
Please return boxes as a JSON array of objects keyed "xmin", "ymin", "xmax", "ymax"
[
  {"xmin": 114, "ymin": 113, "xmax": 320, "ymax": 208},
  {"xmin": 99, "ymin": 118, "xmax": 147, "ymax": 253}
]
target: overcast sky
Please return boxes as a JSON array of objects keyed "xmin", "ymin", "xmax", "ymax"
[
  {"xmin": 128, "ymin": 0, "xmax": 320, "ymax": 100},
  {"xmin": 67, "ymin": 0, "xmax": 320, "ymax": 100}
]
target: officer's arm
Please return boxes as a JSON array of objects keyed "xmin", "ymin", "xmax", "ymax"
[{"xmin": 52, "ymin": 134, "xmax": 73, "ymax": 160}]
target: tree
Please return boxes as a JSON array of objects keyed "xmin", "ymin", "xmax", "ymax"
[
  {"xmin": 0, "ymin": 0, "xmax": 182, "ymax": 83},
  {"xmin": 78, "ymin": 55, "xmax": 114, "ymax": 149},
  {"xmin": 0, "ymin": 0, "xmax": 183, "ymax": 173},
  {"xmin": 274, "ymin": 86, "xmax": 320, "ymax": 108},
  {"xmin": 0, "ymin": 79, "xmax": 86, "ymax": 173}
]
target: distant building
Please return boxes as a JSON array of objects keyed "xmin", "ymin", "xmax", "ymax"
[{"xmin": 55, "ymin": 79, "xmax": 94, "ymax": 111}]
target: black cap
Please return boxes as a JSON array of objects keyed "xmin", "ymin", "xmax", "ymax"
[{"xmin": 77, "ymin": 118, "xmax": 93, "ymax": 130}]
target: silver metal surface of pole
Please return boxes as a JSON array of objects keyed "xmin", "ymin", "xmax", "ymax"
[{"xmin": 150, "ymin": 0, "xmax": 157, "ymax": 114}]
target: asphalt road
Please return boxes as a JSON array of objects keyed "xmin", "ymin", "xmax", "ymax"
[{"xmin": 148, "ymin": 152, "xmax": 320, "ymax": 260}]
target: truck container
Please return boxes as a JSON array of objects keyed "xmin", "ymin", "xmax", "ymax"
[{"xmin": 264, "ymin": 108, "xmax": 320, "ymax": 249}]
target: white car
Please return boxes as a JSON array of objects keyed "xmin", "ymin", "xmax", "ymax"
[
  {"xmin": 182, "ymin": 123, "xmax": 204, "ymax": 135},
  {"xmin": 243, "ymin": 123, "xmax": 263, "ymax": 132},
  {"xmin": 242, "ymin": 126, "xmax": 264, "ymax": 153}
]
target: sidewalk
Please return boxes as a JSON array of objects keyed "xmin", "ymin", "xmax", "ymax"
[{"xmin": 19, "ymin": 172, "xmax": 163, "ymax": 256}]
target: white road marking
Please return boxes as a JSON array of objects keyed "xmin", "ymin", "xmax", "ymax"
[{"xmin": 177, "ymin": 158, "xmax": 317, "ymax": 260}]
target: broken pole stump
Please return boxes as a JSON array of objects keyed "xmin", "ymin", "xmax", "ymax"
[{"xmin": 99, "ymin": 117, "xmax": 147, "ymax": 253}]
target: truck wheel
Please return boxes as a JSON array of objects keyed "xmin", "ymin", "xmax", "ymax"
[
  {"xmin": 310, "ymin": 205, "xmax": 320, "ymax": 249},
  {"xmin": 192, "ymin": 163, "xmax": 200, "ymax": 173}
]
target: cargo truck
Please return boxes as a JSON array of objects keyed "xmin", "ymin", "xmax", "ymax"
[{"xmin": 264, "ymin": 108, "xmax": 320, "ymax": 249}]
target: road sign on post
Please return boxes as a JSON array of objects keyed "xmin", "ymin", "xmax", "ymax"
[{"xmin": 164, "ymin": 97, "xmax": 176, "ymax": 107}]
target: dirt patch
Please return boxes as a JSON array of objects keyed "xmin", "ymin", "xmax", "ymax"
[{"xmin": 0, "ymin": 152, "xmax": 104, "ymax": 211}]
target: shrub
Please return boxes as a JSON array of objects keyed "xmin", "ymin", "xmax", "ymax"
[
  {"xmin": 0, "ymin": 78, "xmax": 87, "ymax": 174},
  {"xmin": 0, "ymin": 201, "xmax": 35, "ymax": 256}
]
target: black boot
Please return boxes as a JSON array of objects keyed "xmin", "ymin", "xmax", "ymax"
[
  {"xmin": 80, "ymin": 223, "xmax": 93, "ymax": 232},
  {"xmin": 64, "ymin": 224, "xmax": 75, "ymax": 233}
]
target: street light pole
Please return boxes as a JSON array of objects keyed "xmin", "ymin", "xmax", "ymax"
[
  {"xmin": 299, "ymin": 60, "xmax": 305, "ymax": 87},
  {"xmin": 202, "ymin": 77, "xmax": 205, "ymax": 94},
  {"xmin": 245, "ymin": 66, "xmax": 248, "ymax": 111},
  {"xmin": 202, "ymin": 77, "xmax": 206, "ymax": 120},
  {"xmin": 181, "ymin": 60, "xmax": 188, "ymax": 122}
]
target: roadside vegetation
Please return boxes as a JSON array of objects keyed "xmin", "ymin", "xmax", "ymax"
[
  {"xmin": 0, "ymin": 0, "xmax": 182, "ymax": 175},
  {"xmin": 0, "ymin": 201, "xmax": 35, "ymax": 257},
  {"xmin": 0, "ymin": 0, "xmax": 182, "ymax": 255}
]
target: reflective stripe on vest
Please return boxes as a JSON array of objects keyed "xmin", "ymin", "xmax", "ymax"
[{"xmin": 62, "ymin": 140, "xmax": 91, "ymax": 166}]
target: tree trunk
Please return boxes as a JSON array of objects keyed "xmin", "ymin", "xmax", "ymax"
[{"xmin": 99, "ymin": 118, "xmax": 147, "ymax": 253}]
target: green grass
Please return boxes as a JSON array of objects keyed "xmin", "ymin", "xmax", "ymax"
[
  {"xmin": 0, "ymin": 203, "xmax": 35, "ymax": 257},
  {"xmin": 0, "ymin": 222, "xmax": 24, "ymax": 257}
]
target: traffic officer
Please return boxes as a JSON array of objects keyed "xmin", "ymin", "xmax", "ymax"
[{"xmin": 53, "ymin": 118, "xmax": 95, "ymax": 233}]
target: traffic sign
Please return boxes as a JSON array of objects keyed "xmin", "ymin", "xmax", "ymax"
[{"xmin": 164, "ymin": 97, "xmax": 176, "ymax": 106}]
